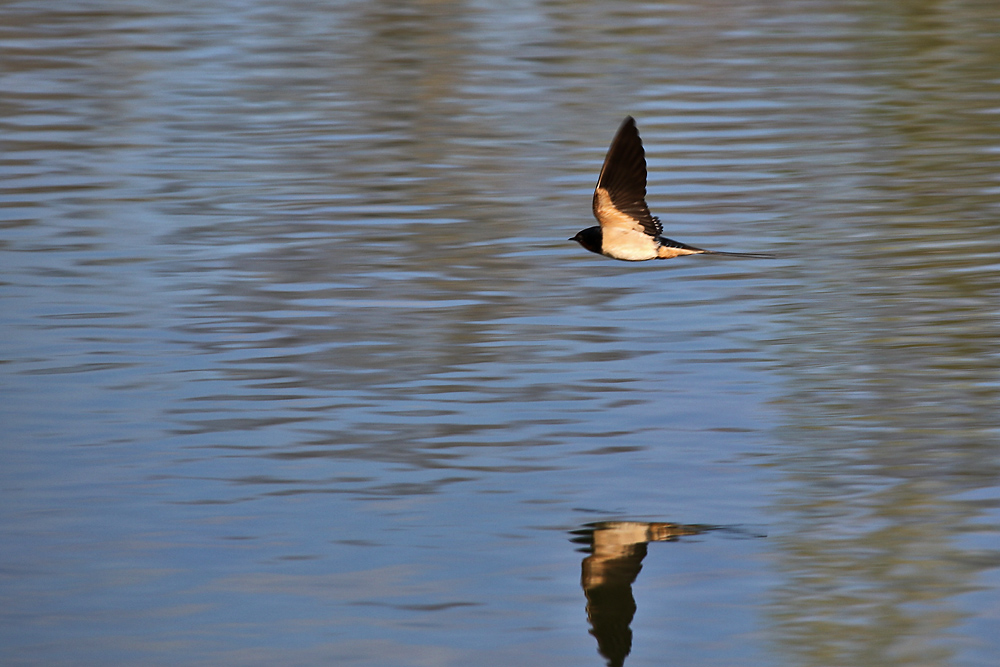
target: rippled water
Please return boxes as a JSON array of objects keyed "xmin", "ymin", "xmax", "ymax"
[{"xmin": 3, "ymin": 1, "xmax": 1000, "ymax": 665}]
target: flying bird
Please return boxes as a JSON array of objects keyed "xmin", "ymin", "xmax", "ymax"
[{"xmin": 571, "ymin": 116, "xmax": 773, "ymax": 261}]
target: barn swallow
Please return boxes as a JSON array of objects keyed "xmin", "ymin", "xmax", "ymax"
[{"xmin": 571, "ymin": 116, "xmax": 773, "ymax": 261}]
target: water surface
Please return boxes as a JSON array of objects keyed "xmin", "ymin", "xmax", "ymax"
[{"xmin": 3, "ymin": 1, "xmax": 999, "ymax": 665}]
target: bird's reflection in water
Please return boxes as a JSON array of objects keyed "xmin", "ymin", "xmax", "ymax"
[{"xmin": 570, "ymin": 521, "xmax": 712, "ymax": 667}]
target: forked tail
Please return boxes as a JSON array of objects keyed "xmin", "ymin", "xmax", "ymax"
[
  {"xmin": 701, "ymin": 249, "xmax": 776, "ymax": 259},
  {"xmin": 660, "ymin": 236, "xmax": 775, "ymax": 259}
]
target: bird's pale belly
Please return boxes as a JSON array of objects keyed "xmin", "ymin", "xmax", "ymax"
[
  {"xmin": 600, "ymin": 228, "xmax": 661, "ymax": 261},
  {"xmin": 602, "ymin": 245, "xmax": 658, "ymax": 261}
]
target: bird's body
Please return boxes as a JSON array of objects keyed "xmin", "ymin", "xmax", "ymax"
[{"xmin": 571, "ymin": 116, "xmax": 773, "ymax": 261}]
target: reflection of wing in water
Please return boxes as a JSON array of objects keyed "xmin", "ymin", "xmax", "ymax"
[{"xmin": 570, "ymin": 521, "xmax": 709, "ymax": 667}]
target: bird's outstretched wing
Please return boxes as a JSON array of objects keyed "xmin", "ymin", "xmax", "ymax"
[{"xmin": 592, "ymin": 116, "xmax": 662, "ymax": 239}]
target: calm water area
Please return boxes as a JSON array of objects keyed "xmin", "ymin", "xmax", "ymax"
[{"xmin": 3, "ymin": 1, "xmax": 1000, "ymax": 665}]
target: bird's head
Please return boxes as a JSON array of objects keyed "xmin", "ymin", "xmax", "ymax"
[{"xmin": 570, "ymin": 226, "xmax": 603, "ymax": 255}]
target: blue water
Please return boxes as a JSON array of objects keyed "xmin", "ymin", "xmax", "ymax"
[{"xmin": 3, "ymin": 1, "xmax": 999, "ymax": 665}]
